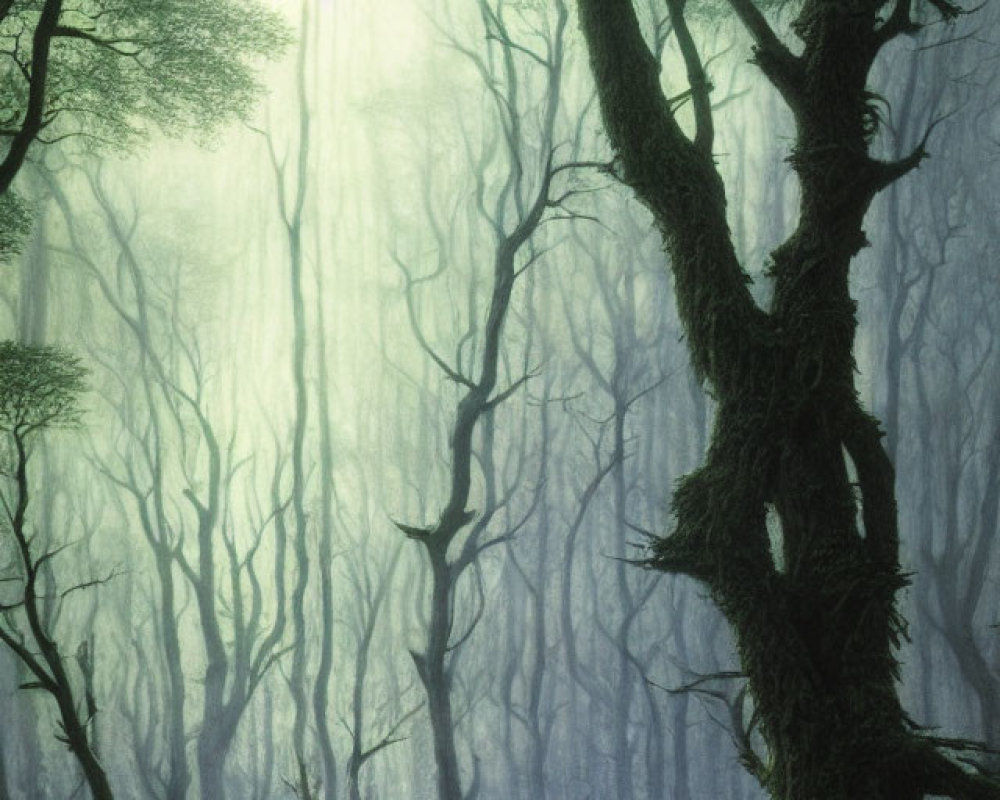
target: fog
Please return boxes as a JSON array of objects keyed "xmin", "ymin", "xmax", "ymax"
[{"xmin": 1, "ymin": 1, "xmax": 998, "ymax": 799}]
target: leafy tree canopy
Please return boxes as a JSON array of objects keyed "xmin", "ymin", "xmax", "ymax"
[
  {"xmin": 0, "ymin": 0, "xmax": 292, "ymax": 194},
  {"xmin": 0, "ymin": 191, "xmax": 31, "ymax": 260},
  {"xmin": 0, "ymin": 340, "xmax": 85, "ymax": 434}
]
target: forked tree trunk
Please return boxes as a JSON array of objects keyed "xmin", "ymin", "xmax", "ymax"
[
  {"xmin": 394, "ymin": 6, "xmax": 570, "ymax": 799},
  {"xmin": 575, "ymin": 1, "xmax": 1000, "ymax": 798}
]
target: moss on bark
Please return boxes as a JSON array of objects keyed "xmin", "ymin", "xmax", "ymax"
[{"xmin": 575, "ymin": 0, "xmax": 1000, "ymax": 796}]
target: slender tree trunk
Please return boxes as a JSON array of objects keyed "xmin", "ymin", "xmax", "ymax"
[
  {"xmin": 395, "ymin": 8, "xmax": 568, "ymax": 799},
  {"xmin": 0, "ymin": 657, "xmax": 12, "ymax": 800},
  {"xmin": 156, "ymin": 552, "xmax": 191, "ymax": 800},
  {"xmin": 312, "ymin": 155, "xmax": 338, "ymax": 800},
  {"xmin": 5, "ymin": 179, "xmax": 49, "ymax": 800},
  {"xmin": 0, "ymin": 738, "xmax": 8, "ymax": 800},
  {"xmin": 18, "ymin": 186, "xmax": 48, "ymax": 346},
  {"xmin": 269, "ymin": 5, "xmax": 314, "ymax": 783},
  {"xmin": 287, "ymin": 202, "xmax": 312, "ymax": 800},
  {"xmin": 51, "ymin": 681, "xmax": 113, "ymax": 800},
  {"xmin": 526, "ymin": 495, "xmax": 551, "ymax": 799},
  {"xmin": 196, "ymin": 647, "xmax": 234, "ymax": 800},
  {"xmin": 416, "ymin": 548, "xmax": 463, "ymax": 800},
  {"xmin": 258, "ymin": 689, "xmax": 277, "ymax": 800},
  {"xmin": 5, "ymin": 435, "xmax": 114, "ymax": 800},
  {"xmin": 670, "ymin": 593, "xmax": 691, "ymax": 800},
  {"xmin": 610, "ymin": 397, "xmax": 635, "ymax": 800},
  {"xmin": 15, "ymin": 660, "xmax": 45, "ymax": 800},
  {"xmin": 197, "ymin": 699, "xmax": 248, "ymax": 800},
  {"xmin": 498, "ymin": 573, "xmax": 522, "ymax": 797}
]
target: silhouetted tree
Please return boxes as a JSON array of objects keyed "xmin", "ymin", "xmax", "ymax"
[
  {"xmin": 575, "ymin": 0, "xmax": 1000, "ymax": 797},
  {"xmin": 0, "ymin": 341, "xmax": 115, "ymax": 800},
  {"xmin": 388, "ymin": 2, "xmax": 577, "ymax": 797}
]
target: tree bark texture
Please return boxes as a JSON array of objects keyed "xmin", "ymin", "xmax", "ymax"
[{"xmin": 575, "ymin": 0, "xmax": 1000, "ymax": 798}]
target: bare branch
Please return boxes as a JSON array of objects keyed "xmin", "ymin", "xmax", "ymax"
[
  {"xmin": 52, "ymin": 26, "xmax": 144, "ymax": 55},
  {"xmin": 391, "ymin": 250, "xmax": 476, "ymax": 388},
  {"xmin": 869, "ymin": 110, "xmax": 957, "ymax": 193},
  {"xmin": 484, "ymin": 368, "xmax": 539, "ymax": 411},
  {"xmin": 58, "ymin": 567, "xmax": 126, "ymax": 601}
]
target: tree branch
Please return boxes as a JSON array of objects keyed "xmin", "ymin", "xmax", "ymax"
[
  {"xmin": 0, "ymin": 0, "xmax": 63, "ymax": 194},
  {"xmin": 575, "ymin": 0, "xmax": 767, "ymax": 391},
  {"xmin": 52, "ymin": 26, "xmax": 145, "ymax": 55},
  {"xmin": 664, "ymin": 0, "xmax": 714, "ymax": 153},
  {"xmin": 725, "ymin": 0, "xmax": 803, "ymax": 107}
]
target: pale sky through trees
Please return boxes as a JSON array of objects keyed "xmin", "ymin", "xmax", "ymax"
[{"xmin": 0, "ymin": 1, "xmax": 997, "ymax": 798}]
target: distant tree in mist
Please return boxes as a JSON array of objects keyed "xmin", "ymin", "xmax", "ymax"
[{"xmin": 385, "ymin": 1, "xmax": 584, "ymax": 796}]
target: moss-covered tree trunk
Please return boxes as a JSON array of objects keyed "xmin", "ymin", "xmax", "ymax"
[{"xmin": 575, "ymin": 0, "xmax": 1000, "ymax": 797}]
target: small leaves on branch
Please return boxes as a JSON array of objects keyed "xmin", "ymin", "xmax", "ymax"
[
  {"xmin": 0, "ymin": 340, "xmax": 86, "ymax": 435},
  {"xmin": 0, "ymin": 191, "xmax": 32, "ymax": 261}
]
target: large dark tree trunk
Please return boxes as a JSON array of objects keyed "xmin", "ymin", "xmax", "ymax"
[{"xmin": 575, "ymin": 1, "xmax": 1000, "ymax": 798}]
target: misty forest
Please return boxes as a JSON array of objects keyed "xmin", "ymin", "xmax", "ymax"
[{"xmin": 1, "ymin": 0, "xmax": 1000, "ymax": 798}]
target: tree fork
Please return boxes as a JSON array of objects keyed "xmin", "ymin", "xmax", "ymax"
[{"xmin": 575, "ymin": 0, "xmax": 1000, "ymax": 796}]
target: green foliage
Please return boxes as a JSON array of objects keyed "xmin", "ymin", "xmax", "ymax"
[
  {"xmin": 0, "ymin": 191, "xmax": 32, "ymax": 260},
  {"xmin": 0, "ymin": 0, "xmax": 292, "ymax": 152},
  {"xmin": 0, "ymin": 341, "xmax": 86, "ymax": 433}
]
